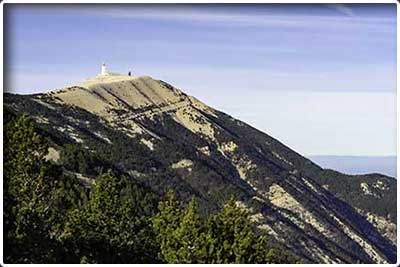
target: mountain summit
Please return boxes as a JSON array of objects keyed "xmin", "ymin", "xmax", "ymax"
[{"xmin": 5, "ymin": 74, "xmax": 397, "ymax": 263}]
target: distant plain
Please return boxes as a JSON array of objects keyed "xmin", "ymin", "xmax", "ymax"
[{"xmin": 310, "ymin": 155, "xmax": 397, "ymax": 178}]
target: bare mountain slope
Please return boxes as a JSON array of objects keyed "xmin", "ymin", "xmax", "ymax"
[{"xmin": 4, "ymin": 74, "xmax": 396, "ymax": 263}]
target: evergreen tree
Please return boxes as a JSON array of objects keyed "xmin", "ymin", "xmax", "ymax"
[
  {"xmin": 4, "ymin": 115, "xmax": 64, "ymax": 263},
  {"xmin": 153, "ymin": 194, "xmax": 209, "ymax": 263},
  {"xmin": 174, "ymin": 199, "xmax": 209, "ymax": 263},
  {"xmin": 152, "ymin": 193, "xmax": 288, "ymax": 264},
  {"xmin": 63, "ymin": 171, "xmax": 159, "ymax": 263},
  {"xmin": 205, "ymin": 197, "xmax": 268, "ymax": 263},
  {"xmin": 60, "ymin": 144, "xmax": 105, "ymax": 176},
  {"xmin": 152, "ymin": 189, "xmax": 184, "ymax": 262}
]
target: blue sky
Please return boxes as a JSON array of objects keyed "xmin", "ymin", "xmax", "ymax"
[{"xmin": 5, "ymin": 4, "xmax": 397, "ymax": 156}]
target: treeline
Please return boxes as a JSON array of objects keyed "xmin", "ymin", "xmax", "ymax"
[{"xmin": 4, "ymin": 114, "xmax": 299, "ymax": 264}]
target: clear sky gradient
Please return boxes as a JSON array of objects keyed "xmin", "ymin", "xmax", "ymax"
[{"xmin": 4, "ymin": 4, "xmax": 397, "ymax": 156}]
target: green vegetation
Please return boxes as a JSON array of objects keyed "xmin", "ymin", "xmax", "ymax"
[
  {"xmin": 4, "ymin": 114, "xmax": 297, "ymax": 264},
  {"xmin": 4, "ymin": 114, "xmax": 85, "ymax": 262},
  {"xmin": 206, "ymin": 110, "xmax": 397, "ymax": 221},
  {"xmin": 62, "ymin": 171, "xmax": 160, "ymax": 263},
  {"xmin": 318, "ymin": 169, "xmax": 396, "ymax": 220},
  {"xmin": 4, "ymin": 91, "xmax": 396, "ymax": 263},
  {"xmin": 153, "ymin": 191, "xmax": 296, "ymax": 263},
  {"xmin": 3, "ymin": 81, "xmax": 396, "ymax": 263},
  {"xmin": 60, "ymin": 144, "xmax": 108, "ymax": 176}
]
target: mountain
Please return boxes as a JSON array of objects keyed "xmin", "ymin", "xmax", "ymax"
[
  {"xmin": 4, "ymin": 73, "xmax": 396, "ymax": 263},
  {"xmin": 310, "ymin": 155, "xmax": 397, "ymax": 178}
]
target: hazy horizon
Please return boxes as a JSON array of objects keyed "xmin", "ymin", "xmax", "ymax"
[{"xmin": 309, "ymin": 155, "xmax": 397, "ymax": 178}]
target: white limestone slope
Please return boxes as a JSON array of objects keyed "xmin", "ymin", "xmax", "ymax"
[
  {"xmin": 51, "ymin": 75, "xmax": 184, "ymax": 116},
  {"xmin": 45, "ymin": 74, "xmax": 219, "ymax": 143}
]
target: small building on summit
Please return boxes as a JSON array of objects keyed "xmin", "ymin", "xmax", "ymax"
[
  {"xmin": 99, "ymin": 63, "xmax": 132, "ymax": 77},
  {"xmin": 101, "ymin": 63, "xmax": 108, "ymax": 76}
]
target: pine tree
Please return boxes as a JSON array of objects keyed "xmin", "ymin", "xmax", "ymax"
[
  {"xmin": 63, "ymin": 171, "xmax": 159, "ymax": 263},
  {"xmin": 153, "ymin": 193, "xmax": 210, "ymax": 263},
  {"xmin": 205, "ymin": 197, "xmax": 268, "ymax": 263},
  {"xmin": 173, "ymin": 199, "xmax": 210, "ymax": 263},
  {"xmin": 152, "ymin": 189, "xmax": 183, "ymax": 262},
  {"xmin": 152, "ymin": 194, "xmax": 282, "ymax": 264},
  {"xmin": 4, "ymin": 115, "xmax": 62, "ymax": 263}
]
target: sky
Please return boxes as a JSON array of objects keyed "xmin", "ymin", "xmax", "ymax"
[{"xmin": 4, "ymin": 4, "xmax": 397, "ymax": 156}]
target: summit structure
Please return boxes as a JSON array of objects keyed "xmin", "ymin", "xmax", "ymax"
[
  {"xmin": 99, "ymin": 63, "xmax": 132, "ymax": 77},
  {"xmin": 101, "ymin": 63, "xmax": 108, "ymax": 76}
]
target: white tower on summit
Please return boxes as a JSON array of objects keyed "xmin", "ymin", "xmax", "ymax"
[{"xmin": 101, "ymin": 63, "xmax": 107, "ymax": 75}]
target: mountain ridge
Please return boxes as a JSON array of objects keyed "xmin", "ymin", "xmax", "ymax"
[{"xmin": 4, "ymin": 74, "xmax": 397, "ymax": 263}]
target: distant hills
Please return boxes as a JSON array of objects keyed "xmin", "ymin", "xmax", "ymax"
[{"xmin": 310, "ymin": 156, "xmax": 396, "ymax": 178}]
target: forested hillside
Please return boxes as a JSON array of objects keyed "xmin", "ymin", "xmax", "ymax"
[
  {"xmin": 4, "ymin": 112, "xmax": 298, "ymax": 263},
  {"xmin": 3, "ymin": 74, "xmax": 396, "ymax": 263}
]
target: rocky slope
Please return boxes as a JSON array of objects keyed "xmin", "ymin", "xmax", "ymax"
[{"xmin": 4, "ymin": 73, "xmax": 397, "ymax": 263}]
